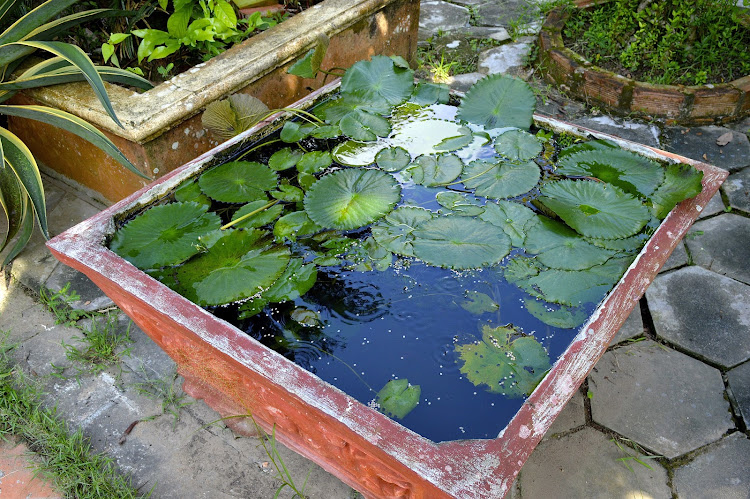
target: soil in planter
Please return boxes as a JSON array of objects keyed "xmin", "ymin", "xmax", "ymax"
[
  {"xmin": 561, "ymin": 0, "xmax": 750, "ymax": 86},
  {"xmin": 108, "ymin": 60, "xmax": 704, "ymax": 442}
]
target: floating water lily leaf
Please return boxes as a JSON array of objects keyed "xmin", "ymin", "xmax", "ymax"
[
  {"xmin": 199, "ymin": 161, "xmax": 277, "ymax": 203},
  {"xmin": 273, "ymin": 211, "xmax": 321, "ymax": 241},
  {"xmin": 376, "ymin": 379, "xmax": 420, "ymax": 419},
  {"xmin": 270, "ymin": 185, "xmax": 303, "ymax": 203},
  {"xmin": 506, "ymin": 256, "xmax": 632, "ymax": 306},
  {"xmin": 557, "ymin": 138, "xmax": 618, "ymax": 159},
  {"xmin": 524, "ymin": 299, "xmax": 588, "ymax": 329},
  {"xmin": 237, "ymin": 258, "xmax": 318, "ymax": 318},
  {"xmin": 525, "ymin": 216, "xmax": 616, "ymax": 270},
  {"xmin": 304, "ymin": 169, "xmax": 401, "ymax": 230},
  {"xmin": 540, "ymin": 180, "xmax": 650, "ymax": 239},
  {"xmin": 479, "ymin": 200, "xmax": 536, "ymax": 247},
  {"xmin": 268, "ymin": 148, "xmax": 303, "ymax": 171},
  {"xmin": 461, "ymin": 291, "xmax": 499, "ymax": 315},
  {"xmin": 111, "ymin": 202, "xmax": 220, "ymax": 269},
  {"xmin": 461, "ymin": 159, "xmax": 540, "ymax": 199},
  {"xmin": 456, "ymin": 324, "xmax": 550, "ymax": 397},
  {"xmin": 309, "ymin": 125, "xmax": 341, "ymax": 139},
  {"xmin": 340, "ymin": 55, "xmax": 414, "ymax": 108},
  {"xmin": 411, "ymin": 216, "xmax": 511, "ymax": 269},
  {"xmin": 494, "ymin": 129, "xmax": 543, "ymax": 161},
  {"xmin": 556, "ymin": 149, "xmax": 665, "ymax": 197},
  {"xmin": 297, "ymin": 151, "xmax": 332, "ymax": 174},
  {"xmin": 375, "ymin": 147, "xmax": 411, "ymax": 172},
  {"xmin": 435, "ymin": 126, "xmax": 474, "ymax": 152},
  {"xmin": 174, "ymin": 179, "xmax": 211, "ymax": 207},
  {"xmin": 650, "ymin": 162, "xmax": 703, "ymax": 219},
  {"xmin": 436, "ymin": 191, "xmax": 485, "ymax": 216},
  {"xmin": 371, "ymin": 206, "xmax": 434, "ymax": 257},
  {"xmin": 410, "ymin": 81, "xmax": 450, "ymax": 105},
  {"xmin": 314, "ymin": 94, "xmax": 392, "ymax": 125},
  {"xmin": 165, "ymin": 229, "xmax": 290, "ymax": 306},
  {"xmin": 407, "ymin": 154, "xmax": 463, "ymax": 187},
  {"xmin": 280, "ymin": 121, "xmax": 316, "ymax": 143},
  {"xmin": 339, "ymin": 110, "xmax": 391, "ymax": 142},
  {"xmin": 457, "ymin": 74, "xmax": 536, "ymax": 130},
  {"xmin": 585, "ymin": 233, "xmax": 648, "ymax": 253},
  {"xmin": 231, "ymin": 200, "xmax": 283, "ymax": 229},
  {"xmin": 298, "ymin": 172, "xmax": 317, "ymax": 191}
]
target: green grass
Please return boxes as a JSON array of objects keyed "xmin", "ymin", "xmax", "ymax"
[
  {"xmin": 131, "ymin": 367, "xmax": 192, "ymax": 427},
  {"xmin": 39, "ymin": 283, "xmax": 89, "ymax": 326},
  {"xmin": 0, "ymin": 333, "xmax": 144, "ymax": 498},
  {"xmin": 60, "ymin": 313, "xmax": 134, "ymax": 377}
]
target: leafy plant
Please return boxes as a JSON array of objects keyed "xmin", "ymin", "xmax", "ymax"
[
  {"xmin": 39, "ymin": 282, "xmax": 88, "ymax": 325},
  {"xmin": 376, "ymin": 379, "xmax": 420, "ymax": 419},
  {"xmin": 0, "ymin": 0, "xmax": 153, "ymax": 267},
  {"xmin": 61, "ymin": 312, "xmax": 133, "ymax": 377}
]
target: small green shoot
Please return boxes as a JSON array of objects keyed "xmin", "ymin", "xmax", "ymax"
[
  {"xmin": 61, "ymin": 313, "xmax": 133, "ymax": 376},
  {"xmin": 611, "ymin": 438, "xmax": 660, "ymax": 474},
  {"xmin": 39, "ymin": 283, "xmax": 88, "ymax": 325},
  {"xmin": 131, "ymin": 367, "xmax": 192, "ymax": 427}
]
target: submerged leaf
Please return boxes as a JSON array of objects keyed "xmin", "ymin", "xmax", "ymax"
[
  {"xmin": 435, "ymin": 126, "xmax": 474, "ymax": 152},
  {"xmin": 199, "ymin": 161, "xmax": 277, "ymax": 203},
  {"xmin": 524, "ymin": 299, "xmax": 588, "ymax": 329},
  {"xmin": 540, "ymin": 180, "xmax": 650, "ymax": 239},
  {"xmin": 273, "ymin": 211, "xmax": 321, "ymax": 241},
  {"xmin": 457, "ymin": 74, "xmax": 536, "ymax": 130},
  {"xmin": 411, "ymin": 216, "xmax": 511, "ymax": 269},
  {"xmin": 174, "ymin": 179, "xmax": 211, "ymax": 207},
  {"xmin": 110, "ymin": 202, "xmax": 220, "ymax": 269},
  {"xmin": 461, "ymin": 159, "xmax": 540, "ymax": 199},
  {"xmin": 456, "ymin": 324, "xmax": 550, "ymax": 398},
  {"xmin": 296, "ymin": 151, "xmax": 332, "ymax": 174},
  {"xmin": 376, "ymin": 379, "xmax": 420, "ymax": 419},
  {"xmin": 304, "ymin": 169, "xmax": 401, "ymax": 230},
  {"xmin": 410, "ymin": 81, "xmax": 450, "ymax": 105},
  {"xmin": 461, "ymin": 291, "xmax": 499, "ymax": 315}
]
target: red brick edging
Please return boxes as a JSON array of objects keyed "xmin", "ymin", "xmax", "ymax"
[{"xmin": 538, "ymin": 0, "xmax": 750, "ymax": 124}]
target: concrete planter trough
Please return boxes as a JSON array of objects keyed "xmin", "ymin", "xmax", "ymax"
[
  {"xmin": 8, "ymin": 0, "xmax": 419, "ymax": 203},
  {"xmin": 46, "ymin": 83, "xmax": 727, "ymax": 498}
]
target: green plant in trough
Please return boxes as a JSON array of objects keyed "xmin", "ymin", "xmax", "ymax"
[
  {"xmin": 0, "ymin": 0, "xmax": 154, "ymax": 268},
  {"xmin": 109, "ymin": 56, "xmax": 704, "ymax": 415}
]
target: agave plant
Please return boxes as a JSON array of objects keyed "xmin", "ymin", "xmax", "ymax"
[{"xmin": 0, "ymin": 0, "xmax": 153, "ymax": 267}]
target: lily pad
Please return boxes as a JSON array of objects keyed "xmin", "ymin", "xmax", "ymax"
[
  {"xmin": 479, "ymin": 200, "xmax": 536, "ymax": 247},
  {"xmin": 268, "ymin": 148, "xmax": 303, "ymax": 171},
  {"xmin": 435, "ymin": 126, "xmax": 474, "ymax": 152},
  {"xmin": 309, "ymin": 125, "xmax": 342, "ymax": 139},
  {"xmin": 340, "ymin": 55, "xmax": 414, "ymax": 108},
  {"xmin": 461, "ymin": 291, "xmax": 499, "ymax": 315},
  {"xmin": 230, "ymin": 200, "xmax": 283, "ymax": 229},
  {"xmin": 339, "ymin": 110, "xmax": 392, "ymax": 142},
  {"xmin": 650, "ymin": 162, "xmax": 703, "ymax": 218},
  {"xmin": 371, "ymin": 206, "xmax": 434, "ymax": 257},
  {"xmin": 461, "ymin": 159, "xmax": 540, "ymax": 199},
  {"xmin": 270, "ymin": 185, "xmax": 304, "ymax": 203},
  {"xmin": 280, "ymin": 121, "xmax": 316, "ymax": 143},
  {"xmin": 375, "ymin": 147, "xmax": 411, "ymax": 172},
  {"xmin": 110, "ymin": 202, "xmax": 220, "ymax": 269},
  {"xmin": 494, "ymin": 129, "xmax": 543, "ymax": 162},
  {"xmin": 165, "ymin": 229, "xmax": 290, "ymax": 306},
  {"xmin": 436, "ymin": 191, "xmax": 485, "ymax": 217},
  {"xmin": 407, "ymin": 154, "xmax": 464, "ymax": 187},
  {"xmin": 455, "ymin": 324, "xmax": 550, "ymax": 397},
  {"xmin": 410, "ymin": 81, "xmax": 450, "ymax": 105},
  {"xmin": 304, "ymin": 169, "xmax": 401, "ymax": 230},
  {"xmin": 524, "ymin": 299, "xmax": 588, "ymax": 329},
  {"xmin": 199, "ymin": 161, "xmax": 277, "ymax": 203},
  {"xmin": 524, "ymin": 216, "xmax": 616, "ymax": 270},
  {"xmin": 540, "ymin": 180, "xmax": 650, "ymax": 239},
  {"xmin": 556, "ymin": 149, "xmax": 665, "ymax": 197},
  {"xmin": 376, "ymin": 378, "xmax": 420, "ymax": 419},
  {"xmin": 457, "ymin": 74, "xmax": 536, "ymax": 130},
  {"xmin": 174, "ymin": 179, "xmax": 211, "ymax": 207},
  {"xmin": 237, "ymin": 258, "xmax": 318, "ymax": 318},
  {"xmin": 314, "ymin": 94, "xmax": 392, "ymax": 125},
  {"xmin": 411, "ymin": 216, "xmax": 511, "ymax": 269},
  {"xmin": 273, "ymin": 211, "xmax": 321, "ymax": 241},
  {"xmin": 557, "ymin": 138, "xmax": 618, "ymax": 159},
  {"xmin": 297, "ymin": 151, "xmax": 332, "ymax": 174}
]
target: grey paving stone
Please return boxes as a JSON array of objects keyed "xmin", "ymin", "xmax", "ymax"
[
  {"xmin": 44, "ymin": 264, "xmax": 115, "ymax": 313},
  {"xmin": 544, "ymin": 389, "xmax": 586, "ymax": 437},
  {"xmin": 447, "ymin": 72, "xmax": 486, "ymax": 93},
  {"xmin": 571, "ymin": 115, "xmax": 661, "ymax": 148},
  {"xmin": 419, "ymin": 0, "xmax": 469, "ymax": 39},
  {"xmin": 727, "ymin": 361, "xmax": 750, "ymax": 428},
  {"xmin": 660, "ymin": 241, "xmax": 689, "ymax": 272},
  {"xmin": 0, "ymin": 281, "xmax": 44, "ymax": 342},
  {"xmin": 477, "ymin": 38, "xmax": 533, "ymax": 78},
  {"xmin": 119, "ymin": 316, "xmax": 178, "ymax": 382},
  {"xmin": 685, "ymin": 214, "xmax": 750, "ymax": 285},
  {"xmin": 518, "ymin": 427, "xmax": 670, "ymax": 498},
  {"xmin": 727, "ymin": 116, "xmax": 750, "ymax": 138},
  {"xmin": 673, "ymin": 433, "xmax": 750, "ymax": 499},
  {"xmin": 478, "ymin": 0, "xmax": 540, "ymax": 27},
  {"xmin": 723, "ymin": 167, "xmax": 750, "ymax": 213},
  {"xmin": 589, "ymin": 340, "xmax": 732, "ymax": 459},
  {"xmin": 9, "ymin": 230, "xmax": 61, "ymax": 293},
  {"xmin": 646, "ymin": 266, "xmax": 750, "ymax": 368},
  {"xmin": 450, "ymin": 0, "xmax": 485, "ymax": 5},
  {"xmin": 610, "ymin": 305, "xmax": 643, "ymax": 345},
  {"xmin": 462, "ymin": 26, "xmax": 510, "ymax": 41},
  {"xmin": 697, "ymin": 191, "xmax": 726, "ymax": 219},
  {"xmin": 661, "ymin": 126, "xmax": 750, "ymax": 172}
]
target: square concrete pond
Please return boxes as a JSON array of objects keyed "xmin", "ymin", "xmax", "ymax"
[{"xmin": 46, "ymin": 83, "xmax": 727, "ymax": 498}]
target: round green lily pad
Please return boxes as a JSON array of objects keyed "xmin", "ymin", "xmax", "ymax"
[
  {"xmin": 199, "ymin": 161, "xmax": 277, "ymax": 203},
  {"xmin": 524, "ymin": 216, "xmax": 616, "ymax": 270},
  {"xmin": 304, "ymin": 169, "xmax": 401, "ymax": 230},
  {"xmin": 231, "ymin": 200, "xmax": 283, "ymax": 229},
  {"xmin": 494, "ymin": 129, "xmax": 543, "ymax": 162},
  {"xmin": 371, "ymin": 206, "xmax": 434, "ymax": 257},
  {"xmin": 407, "ymin": 154, "xmax": 463, "ymax": 187},
  {"xmin": 461, "ymin": 159, "xmax": 540, "ymax": 199},
  {"xmin": 375, "ymin": 146, "xmax": 411, "ymax": 172}
]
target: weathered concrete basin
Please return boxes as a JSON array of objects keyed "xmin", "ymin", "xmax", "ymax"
[
  {"xmin": 9, "ymin": 0, "xmax": 418, "ymax": 202},
  {"xmin": 45, "ymin": 84, "xmax": 727, "ymax": 498}
]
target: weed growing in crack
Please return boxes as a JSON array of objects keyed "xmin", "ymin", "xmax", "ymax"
[
  {"xmin": 611, "ymin": 438, "xmax": 661, "ymax": 473},
  {"xmin": 131, "ymin": 366, "xmax": 192, "ymax": 428},
  {"xmin": 39, "ymin": 283, "xmax": 88, "ymax": 326},
  {"xmin": 60, "ymin": 312, "xmax": 133, "ymax": 377}
]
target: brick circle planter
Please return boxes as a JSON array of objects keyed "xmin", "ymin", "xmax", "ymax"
[{"xmin": 538, "ymin": 0, "xmax": 750, "ymax": 125}]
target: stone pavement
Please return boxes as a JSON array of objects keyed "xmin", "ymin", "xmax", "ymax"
[{"xmin": 1, "ymin": 1, "xmax": 749, "ymax": 497}]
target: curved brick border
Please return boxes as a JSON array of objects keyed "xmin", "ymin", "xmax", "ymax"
[{"xmin": 538, "ymin": 0, "xmax": 750, "ymax": 124}]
